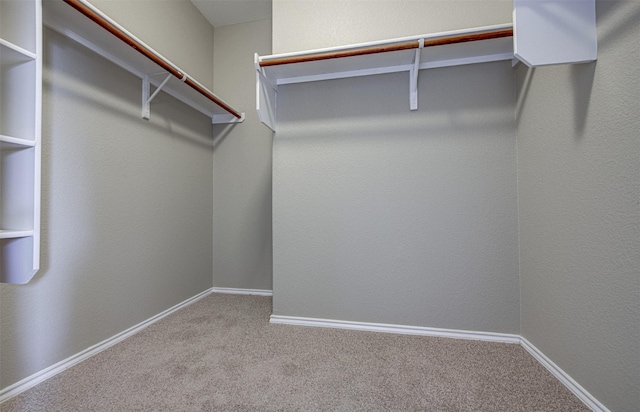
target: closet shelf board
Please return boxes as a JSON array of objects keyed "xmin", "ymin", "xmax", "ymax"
[
  {"xmin": 257, "ymin": 24, "xmax": 514, "ymax": 86},
  {"xmin": 1, "ymin": 39, "xmax": 37, "ymax": 64},
  {"xmin": 255, "ymin": 24, "xmax": 514, "ymax": 131},
  {"xmin": 42, "ymin": 0, "xmax": 244, "ymax": 123}
]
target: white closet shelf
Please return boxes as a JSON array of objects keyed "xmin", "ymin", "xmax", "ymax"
[
  {"xmin": 0, "ymin": 230, "xmax": 35, "ymax": 239},
  {"xmin": 258, "ymin": 24, "xmax": 514, "ymax": 85},
  {"xmin": 0, "ymin": 135, "xmax": 37, "ymax": 148},
  {"xmin": 255, "ymin": 24, "xmax": 515, "ymax": 131},
  {"xmin": 42, "ymin": 0, "xmax": 244, "ymax": 124},
  {"xmin": 0, "ymin": 39, "xmax": 37, "ymax": 64}
]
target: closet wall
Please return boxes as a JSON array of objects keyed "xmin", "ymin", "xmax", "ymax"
[
  {"xmin": 517, "ymin": 1, "xmax": 640, "ymax": 411},
  {"xmin": 272, "ymin": 0, "xmax": 512, "ymax": 54},
  {"xmin": 212, "ymin": 20, "xmax": 273, "ymax": 291},
  {"xmin": 271, "ymin": 1, "xmax": 519, "ymax": 333},
  {"xmin": 0, "ymin": 1, "xmax": 215, "ymax": 390}
]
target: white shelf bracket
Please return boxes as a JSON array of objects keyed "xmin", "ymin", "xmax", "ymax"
[
  {"xmin": 255, "ymin": 53, "xmax": 278, "ymax": 132},
  {"xmin": 409, "ymin": 38, "xmax": 424, "ymax": 111},
  {"xmin": 142, "ymin": 73, "xmax": 172, "ymax": 120}
]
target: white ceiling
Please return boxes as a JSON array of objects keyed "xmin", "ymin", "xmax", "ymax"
[{"xmin": 191, "ymin": 0, "xmax": 272, "ymax": 28}]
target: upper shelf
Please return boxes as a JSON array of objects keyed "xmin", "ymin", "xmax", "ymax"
[
  {"xmin": 42, "ymin": 0, "xmax": 244, "ymax": 124},
  {"xmin": 514, "ymin": 0, "xmax": 597, "ymax": 67},
  {"xmin": 257, "ymin": 24, "xmax": 514, "ymax": 87},
  {"xmin": 255, "ymin": 0, "xmax": 597, "ymax": 132},
  {"xmin": 255, "ymin": 24, "xmax": 515, "ymax": 131}
]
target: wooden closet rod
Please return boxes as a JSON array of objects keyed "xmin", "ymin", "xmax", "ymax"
[
  {"xmin": 63, "ymin": 0, "xmax": 242, "ymax": 119},
  {"xmin": 260, "ymin": 29, "xmax": 513, "ymax": 67}
]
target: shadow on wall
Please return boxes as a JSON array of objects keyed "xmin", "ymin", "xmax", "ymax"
[
  {"xmin": 212, "ymin": 122, "xmax": 241, "ymax": 150},
  {"xmin": 515, "ymin": 62, "xmax": 596, "ymax": 138},
  {"xmin": 276, "ymin": 62, "xmax": 516, "ymax": 143},
  {"xmin": 571, "ymin": 63, "xmax": 596, "ymax": 137},
  {"xmin": 43, "ymin": 30, "xmax": 215, "ymax": 149},
  {"xmin": 595, "ymin": 0, "xmax": 640, "ymax": 49}
]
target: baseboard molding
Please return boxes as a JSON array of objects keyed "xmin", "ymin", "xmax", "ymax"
[
  {"xmin": 520, "ymin": 337, "xmax": 609, "ymax": 412},
  {"xmin": 270, "ymin": 315, "xmax": 521, "ymax": 344},
  {"xmin": 211, "ymin": 287, "xmax": 273, "ymax": 296},
  {"xmin": 0, "ymin": 287, "xmax": 216, "ymax": 404}
]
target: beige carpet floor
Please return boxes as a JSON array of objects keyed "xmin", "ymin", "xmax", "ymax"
[{"xmin": 1, "ymin": 294, "xmax": 588, "ymax": 411}]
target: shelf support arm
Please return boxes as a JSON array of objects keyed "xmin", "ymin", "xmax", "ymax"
[
  {"xmin": 142, "ymin": 73, "xmax": 172, "ymax": 120},
  {"xmin": 409, "ymin": 38, "xmax": 423, "ymax": 111},
  {"xmin": 255, "ymin": 53, "xmax": 278, "ymax": 131}
]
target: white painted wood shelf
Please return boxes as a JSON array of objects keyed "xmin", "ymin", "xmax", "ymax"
[
  {"xmin": 255, "ymin": 0, "xmax": 596, "ymax": 132},
  {"xmin": 255, "ymin": 24, "xmax": 514, "ymax": 132},
  {"xmin": 1, "ymin": 0, "xmax": 42, "ymax": 284},
  {"xmin": 0, "ymin": 230, "xmax": 35, "ymax": 240},
  {"xmin": 42, "ymin": 0, "xmax": 244, "ymax": 124}
]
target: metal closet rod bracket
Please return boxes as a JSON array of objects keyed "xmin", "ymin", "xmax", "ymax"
[
  {"xmin": 141, "ymin": 73, "xmax": 245, "ymax": 124},
  {"xmin": 142, "ymin": 73, "xmax": 172, "ymax": 120},
  {"xmin": 409, "ymin": 38, "xmax": 424, "ymax": 111}
]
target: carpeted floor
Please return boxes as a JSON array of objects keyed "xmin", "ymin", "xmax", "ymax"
[{"xmin": 1, "ymin": 294, "xmax": 588, "ymax": 411}]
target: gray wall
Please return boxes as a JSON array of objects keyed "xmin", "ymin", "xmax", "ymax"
[
  {"xmin": 90, "ymin": 0, "xmax": 214, "ymax": 89},
  {"xmin": 272, "ymin": 0, "xmax": 512, "ymax": 54},
  {"xmin": 0, "ymin": 1, "xmax": 215, "ymax": 389},
  {"xmin": 212, "ymin": 20, "xmax": 273, "ymax": 290},
  {"xmin": 517, "ymin": 1, "xmax": 640, "ymax": 411},
  {"xmin": 271, "ymin": 1, "xmax": 519, "ymax": 333}
]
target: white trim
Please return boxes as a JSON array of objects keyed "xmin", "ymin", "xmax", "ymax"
[
  {"xmin": 520, "ymin": 337, "xmax": 610, "ymax": 412},
  {"xmin": 270, "ymin": 315, "xmax": 521, "ymax": 344},
  {"xmin": 0, "ymin": 288, "xmax": 215, "ymax": 404},
  {"xmin": 211, "ymin": 287, "xmax": 273, "ymax": 296}
]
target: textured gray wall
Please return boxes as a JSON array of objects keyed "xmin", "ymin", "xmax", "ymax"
[
  {"xmin": 212, "ymin": 20, "xmax": 273, "ymax": 290},
  {"xmin": 517, "ymin": 1, "xmax": 640, "ymax": 411},
  {"xmin": 272, "ymin": 66, "xmax": 519, "ymax": 332},
  {"xmin": 273, "ymin": 0, "xmax": 520, "ymax": 333},
  {"xmin": 0, "ymin": 1, "xmax": 215, "ymax": 389},
  {"xmin": 272, "ymin": 0, "xmax": 512, "ymax": 54},
  {"xmin": 271, "ymin": 1, "xmax": 518, "ymax": 332}
]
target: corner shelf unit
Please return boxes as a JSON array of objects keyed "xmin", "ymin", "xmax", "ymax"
[
  {"xmin": 1, "ymin": 0, "xmax": 42, "ymax": 284},
  {"xmin": 43, "ymin": 0, "xmax": 245, "ymax": 124},
  {"xmin": 255, "ymin": 0, "xmax": 596, "ymax": 132}
]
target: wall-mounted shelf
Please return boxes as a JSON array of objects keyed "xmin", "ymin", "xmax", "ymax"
[
  {"xmin": 0, "ymin": 230, "xmax": 35, "ymax": 239},
  {"xmin": 255, "ymin": 24, "xmax": 515, "ymax": 132},
  {"xmin": 255, "ymin": 0, "xmax": 596, "ymax": 132},
  {"xmin": 1, "ymin": 0, "xmax": 42, "ymax": 284},
  {"xmin": 513, "ymin": 0, "xmax": 597, "ymax": 67},
  {"xmin": 1, "ymin": 39, "xmax": 37, "ymax": 63},
  {"xmin": 1, "ymin": 135, "xmax": 37, "ymax": 148},
  {"xmin": 42, "ymin": 0, "xmax": 245, "ymax": 124}
]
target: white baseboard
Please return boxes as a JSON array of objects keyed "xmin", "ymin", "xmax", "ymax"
[
  {"xmin": 520, "ymin": 337, "xmax": 609, "ymax": 412},
  {"xmin": 211, "ymin": 287, "xmax": 273, "ymax": 296},
  {"xmin": 0, "ymin": 287, "xmax": 215, "ymax": 404},
  {"xmin": 270, "ymin": 315, "xmax": 521, "ymax": 344}
]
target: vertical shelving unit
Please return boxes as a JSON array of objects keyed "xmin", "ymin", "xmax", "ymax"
[{"xmin": 1, "ymin": 0, "xmax": 42, "ymax": 284}]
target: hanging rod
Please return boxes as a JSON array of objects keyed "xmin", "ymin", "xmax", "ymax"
[
  {"xmin": 62, "ymin": 0, "xmax": 242, "ymax": 119},
  {"xmin": 259, "ymin": 29, "xmax": 513, "ymax": 68}
]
